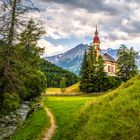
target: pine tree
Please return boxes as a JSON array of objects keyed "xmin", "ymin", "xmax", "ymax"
[
  {"xmin": 19, "ymin": 19, "xmax": 45, "ymax": 68},
  {"xmin": 60, "ymin": 77, "xmax": 66, "ymax": 93},
  {"xmin": 80, "ymin": 45, "xmax": 107, "ymax": 93},
  {"xmin": 117, "ymin": 45, "xmax": 138, "ymax": 81},
  {"xmin": 87, "ymin": 46, "xmax": 97, "ymax": 92},
  {"xmin": 0, "ymin": 1, "xmax": 47, "ymax": 112},
  {"xmin": 96, "ymin": 55, "xmax": 106, "ymax": 92},
  {"xmin": 80, "ymin": 50, "xmax": 90, "ymax": 92}
]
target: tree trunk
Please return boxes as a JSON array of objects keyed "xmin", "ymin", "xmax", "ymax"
[{"xmin": 8, "ymin": 0, "xmax": 17, "ymax": 46}]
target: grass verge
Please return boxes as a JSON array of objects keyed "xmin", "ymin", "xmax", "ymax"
[{"xmin": 11, "ymin": 107, "xmax": 50, "ymax": 140}]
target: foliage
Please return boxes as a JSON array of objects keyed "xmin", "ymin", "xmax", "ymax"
[
  {"xmin": 0, "ymin": 18, "xmax": 46, "ymax": 112},
  {"xmin": 80, "ymin": 50, "xmax": 90, "ymax": 92},
  {"xmin": 3, "ymin": 92, "xmax": 20, "ymax": 113},
  {"xmin": 104, "ymin": 76, "xmax": 121, "ymax": 90},
  {"xmin": 41, "ymin": 59, "xmax": 78, "ymax": 88},
  {"xmin": 80, "ymin": 46, "xmax": 110, "ymax": 93},
  {"xmin": 117, "ymin": 45, "xmax": 138, "ymax": 81},
  {"xmin": 24, "ymin": 70, "xmax": 47, "ymax": 99},
  {"xmin": 11, "ymin": 108, "xmax": 50, "ymax": 140},
  {"xmin": 60, "ymin": 77, "xmax": 66, "ymax": 88}
]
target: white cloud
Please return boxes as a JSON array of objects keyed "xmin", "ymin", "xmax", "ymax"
[
  {"xmin": 29, "ymin": 0, "xmax": 140, "ymax": 56},
  {"xmin": 38, "ymin": 39, "xmax": 69, "ymax": 57}
]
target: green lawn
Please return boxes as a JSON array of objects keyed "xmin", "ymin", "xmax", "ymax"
[
  {"xmin": 11, "ymin": 107, "xmax": 50, "ymax": 140},
  {"xmin": 43, "ymin": 96, "xmax": 96, "ymax": 140},
  {"xmin": 44, "ymin": 75, "xmax": 140, "ymax": 140}
]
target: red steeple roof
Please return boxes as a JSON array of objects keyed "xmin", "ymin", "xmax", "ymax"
[{"xmin": 93, "ymin": 25, "xmax": 100, "ymax": 44}]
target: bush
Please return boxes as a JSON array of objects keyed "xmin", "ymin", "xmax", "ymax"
[
  {"xmin": 104, "ymin": 76, "xmax": 121, "ymax": 91},
  {"xmin": 3, "ymin": 92, "xmax": 20, "ymax": 113},
  {"xmin": 25, "ymin": 70, "xmax": 47, "ymax": 99}
]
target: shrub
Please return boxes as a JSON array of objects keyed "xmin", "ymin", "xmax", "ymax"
[
  {"xmin": 104, "ymin": 76, "xmax": 121, "ymax": 91},
  {"xmin": 25, "ymin": 70, "xmax": 47, "ymax": 99},
  {"xmin": 3, "ymin": 92, "xmax": 20, "ymax": 113}
]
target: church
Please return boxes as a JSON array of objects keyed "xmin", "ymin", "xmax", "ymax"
[{"xmin": 90, "ymin": 26, "xmax": 116, "ymax": 76}]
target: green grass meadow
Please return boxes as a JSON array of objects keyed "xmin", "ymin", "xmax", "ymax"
[
  {"xmin": 11, "ymin": 107, "xmax": 50, "ymax": 140},
  {"xmin": 44, "ymin": 96, "xmax": 96, "ymax": 140},
  {"xmin": 44, "ymin": 75, "xmax": 140, "ymax": 140},
  {"xmin": 11, "ymin": 75, "xmax": 140, "ymax": 140}
]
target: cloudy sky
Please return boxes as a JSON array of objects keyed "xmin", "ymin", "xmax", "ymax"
[{"xmin": 29, "ymin": 0, "xmax": 140, "ymax": 56}]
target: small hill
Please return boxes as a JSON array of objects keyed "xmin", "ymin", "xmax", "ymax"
[
  {"xmin": 41, "ymin": 60, "xmax": 78, "ymax": 88},
  {"xmin": 62, "ymin": 75, "xmax": 140, "ymax": 140},
  {"xmin": 46, "ymin": 83, "xmax": 80, "ymax": 95}
]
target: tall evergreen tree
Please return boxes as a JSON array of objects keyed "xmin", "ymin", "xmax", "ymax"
[
  {"xmin": 19, "ymin": 19, "xmax": 45, "ymax": 68},
  {"xmin": 117, "ymin": 45, "xmax": 138, "ymax": 81},
  {"xmin": 80, "ymin": 45, "xmax": 109, "ymax": 93},
  {"xmin": 80, "ymin": 50, "xmax": 90, "ymax": 92},
  {"xmin": 0, "ymin": 1, "xmax": 47, "ymax": 112},
  {"xmin": 96, "ymin": 55, "xmax": 106, "ymax": 92},
  {"xmin": 87, "ymin": 46, "xmax": 97, "ymax": 92}
]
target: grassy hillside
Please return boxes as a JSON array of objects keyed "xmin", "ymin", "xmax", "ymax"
[
  {"xmin": 41, "ymin": 60, "xmax": 79, "ymax": 88},
  {"xmin": 45, "ymin": 75, "xmax": 140, "ymax": 140},
  {"xmin": 46, "ymin": 83, "xmax": 80, "ymax": 95},
  {"xmin": 62, "ymin": 75, "xmax": 140, "ymax": 140}
]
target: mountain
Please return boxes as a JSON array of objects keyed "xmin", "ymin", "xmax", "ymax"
[
  {"xmin": 45, "ymin": 44, "xmax": 118, "ymax": 74},
  {"xmin": 45, "ymin": 44, "xmax": 140, "ymax": 74},
  {"xmin": 102, "ymin": 48, "xmax": 118, "ymax": 59},
  {"xmin": 45, "ymin": 44, "xmax": 88, "ymax": 74}
]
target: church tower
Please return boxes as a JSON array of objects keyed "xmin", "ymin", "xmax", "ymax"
[
  {"xmin": 89, "ymin": 25, "xmax": 116, "ymax": 76},
  {"xmin": 92, "ymin": 25, "xmax": 101, "ymax": 57}
]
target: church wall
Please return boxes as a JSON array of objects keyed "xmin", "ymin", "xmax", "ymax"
[{"xmin": 104, "ymin": 61, "xmax": 116, "ymax": 76}]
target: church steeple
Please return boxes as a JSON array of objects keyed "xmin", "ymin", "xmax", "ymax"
[
  {"xmin": 92, "ymin": 25, "xmax": 101, "ymax": 57},
  {"xmin": 93, "ymin": 25, "xmax": 100, "ymax": 44},
  {"xmin": 95, "ymin": 24, "xmax": 98, "ymax": 35}
]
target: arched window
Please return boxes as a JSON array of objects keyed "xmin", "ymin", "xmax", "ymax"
[{"xmin": 108, "ymin": 66, "xmax": 111, "ymax": 72}]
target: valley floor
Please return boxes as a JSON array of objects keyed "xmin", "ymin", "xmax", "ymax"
[{"xmin": 11, "ymin": 75, "xmax": 140, "ymax": 140}]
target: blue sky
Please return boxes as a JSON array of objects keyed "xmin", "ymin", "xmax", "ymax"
[{"xmin": 26, "ymin": 0, "xmax": 140, "ymax": 56}]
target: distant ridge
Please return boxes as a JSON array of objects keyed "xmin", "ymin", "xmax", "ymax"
[
  {"xmin": 45, "ymin": 44, "xmax": 140, "ymax": 74},
  {"xmin": 45, "ymin": 44, "xmax": 88, "ymax": 74}
]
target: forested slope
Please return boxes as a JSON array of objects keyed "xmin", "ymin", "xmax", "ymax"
[{"xmin": 41, "ymin": 60, "xmax": 79, "ymax": 88}]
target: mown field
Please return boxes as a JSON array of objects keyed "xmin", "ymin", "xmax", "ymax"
[{"xmin": 44, "ymin": 75, "xmax": 140, "ymax": 140}]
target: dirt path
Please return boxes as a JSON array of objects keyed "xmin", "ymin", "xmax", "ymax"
[{"xmin": 43, "ymin": 108, "xmax": 56, "ymax": 140}]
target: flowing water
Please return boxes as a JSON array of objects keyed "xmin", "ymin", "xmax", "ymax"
[{"xmin": 0, "ymin": 101, "xmax": 31, "ymax": 140}]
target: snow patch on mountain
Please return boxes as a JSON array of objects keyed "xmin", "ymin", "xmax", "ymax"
[{"xmin": 45, "ymin": 44, "xmax": 88, "ymax": 74}]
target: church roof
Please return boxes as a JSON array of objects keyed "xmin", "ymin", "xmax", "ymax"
[
  {"xmin": 93, "ymin": 36, "xmax": 100, "ymax": 44},
  {"xmin": 102, "ymin": 53, "xmax": 116, "ymax": 63},
  {"xmin": 93, "ymin": 25, "xmax": 100, "ymax": 44}
]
